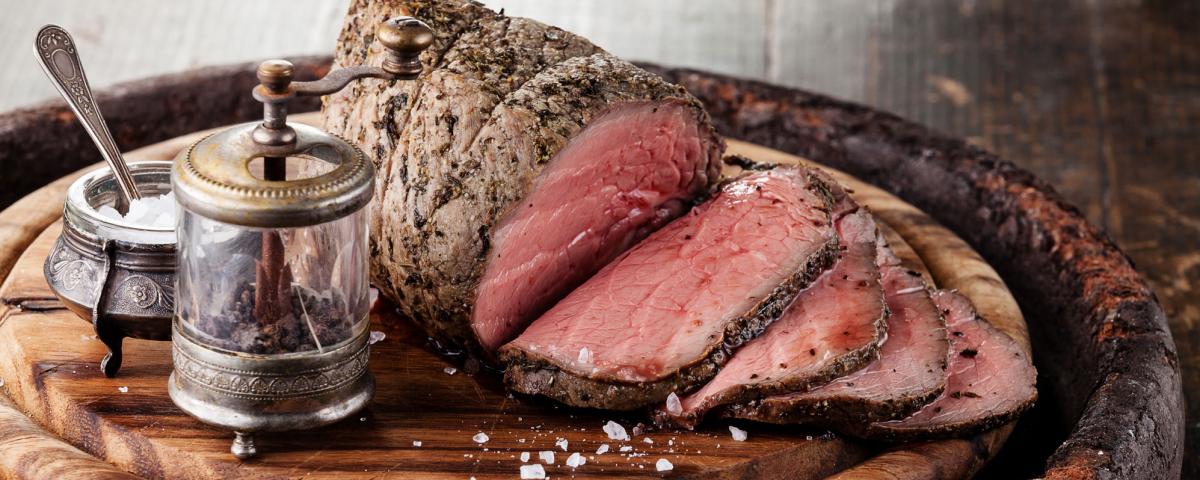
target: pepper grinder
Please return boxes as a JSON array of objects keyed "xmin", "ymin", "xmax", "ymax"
[{"xmin": 167, "ymin": 17, "xmax": 432, "ymax": 459}]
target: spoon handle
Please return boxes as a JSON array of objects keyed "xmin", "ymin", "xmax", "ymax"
[{"xmin": 34, "ymin": 24, "xmax": 140, "ymax": 212}]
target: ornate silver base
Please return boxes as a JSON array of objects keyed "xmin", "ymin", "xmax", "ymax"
[{"xmin": 168, "ymin": 325, "xmax": 374, "ymax": 458}]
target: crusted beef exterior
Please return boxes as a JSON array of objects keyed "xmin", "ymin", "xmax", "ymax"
[
  {"xmin": 499, "ymin": 168, "xmax": 839, "ymax": 410},
  {"xmin": 323, "ymin": 0, "xmax": 723, "ymax": 358},
  {"xmin": 659, "ymin": 204, "xmax": 888, "ymax": 428}
]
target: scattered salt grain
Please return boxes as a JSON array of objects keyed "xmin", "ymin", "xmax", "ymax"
[
  {"xmin": 555, "ymin": 437, "xmax": 569, "ymax": 451},
  {"xmin": 729, "ymin": 425, "xmax": 748, "ymax": 441},
  {"xmin": 368, "ymin": 330, "xmax": 386, "ymax": 345},
  {"xmin": 538, "ymin": 450, "xmax": 555, "ymax": 464},
  {"xmin": 117, "ymin": 386, "xmax": 128, "ymax": 393},
  {"xmin": 445, "ymin": 367, "xmax": 458, "ymax": 375},
  {"xmin": 656, "ymin": 458, "xmax": 674, "ymax": 472},
  {"xmin": 619, "ymin": 445, "xmax": 633, "ymax": 452},
  {"xmin": 472, "ymin": 432, "xmax": 489, "ymax": 444},
  {"xmin": 519, "ymin": 464, "xmax": 546, "ymax": 479},
  {"xmin": 595, "ymin": 444, "xmax": 609, "ymax": 455},
  {"xmin": 520, "ymin": 451, "xmax": 530, "ymax": 462},
  {"xmin": 565, "ymin": 452, "xmax": 586, "ymax": 468},
  {"xmin": 643, "ymin": 437, "xmax": 654, "ymax": 444},
  {"xmin": 359, "ymin": 417, "xmax": 367, "ymax": 422},
  {"xmin": 577, "ymin": 347, "xmax": 592, "ymax": 364},
  {"xmin": 602, "ymin": 420, "xmax": 630, "ymax": 441},
  {"xmin": 412, "ymin": 440, "xmax": 422, "ymax": 447},
  {"xmin": 666, "ymin": 392, "xmax": 683, "ymax": 415}
]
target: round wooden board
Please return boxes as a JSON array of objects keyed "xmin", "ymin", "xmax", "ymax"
[{"xmin": 0, "ymin": 115, "xmax": 1028, "ymax": 479}]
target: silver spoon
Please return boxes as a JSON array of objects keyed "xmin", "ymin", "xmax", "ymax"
[{"xmin": 34, "ymin": 24, "xmax": 140, "ymax": 214}]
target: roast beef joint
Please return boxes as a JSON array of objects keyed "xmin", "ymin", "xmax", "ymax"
[{"xmin": 325, "ymin": 0, "xmax": 1037, "ymax": 443}]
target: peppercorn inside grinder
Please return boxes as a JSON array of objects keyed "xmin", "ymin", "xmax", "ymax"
[{"xmin": 168, "ymin": 17, "xmax": 432, "ymax": 459}]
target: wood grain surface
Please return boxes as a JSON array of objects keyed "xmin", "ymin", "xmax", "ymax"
[
  {"xmin": 1, "ymin": 2, "xmax": 1194, "ymax": 475},
  {"xmin": 0, "ymin": 123, "xmax": 1028, "ymax": 478}
]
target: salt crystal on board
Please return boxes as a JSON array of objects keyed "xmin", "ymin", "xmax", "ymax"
[
  {"xmin": 519, "ymin": 464, "xmax": 546, "ymax": 479},
  {"xmin": 473, "ymin": 432, "xmax": 489, "ymax": 444},
  {"xmin": 538, "ymin": 450, "xmax": 555, "ymax": 464},
  {"xmin": 619, "ymin": 445, "xmax": 633, "ymax": 452},
  {"xmin": 729, "ymin": 425, "xmax": 748, "ymax": 441},
  {"xmin": 595, "ymin": 444, "xmax": 609, "ymax": 455},
  {"xmin": 643, "ymin": 437, "xmax": 654, "ymax": 444},
  {"xmin": 656, "ymin": 458, "xmax": 674, "ymax": 472},
  {"xmin": 117, "ymin": 386, "xmax": 128, "ymax": 393},
  {"xmin": 412, "ymin": 440, "xmax": 422, "ymax": 447},
  {"xmin": 566, "ymin": 452, "xmax": 586, "ymax": 468},
  {"xmin": 602, "ymin": 420, "xmax": 629, "ymax": 441},
  {"xmin": 555, "ymin": 437, "xmax": 568, "ymax": 451},
  {"xmin": 520, "ymin": 451, "xmax": 530, "ymax": 462},
  {"xmin": 445, "ymin": 367, "xmax": 458, "ymax": 375},
  {"xmin": 368, "ymin": 330, "xmax": 386, "ymax": 345}
]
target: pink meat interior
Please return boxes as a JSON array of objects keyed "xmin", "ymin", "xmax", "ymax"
[
  {"xmin": 473, "ymin": 102, "xmax": 714, "ymax": 352},
  {"xmin": 675, "ymin": 209, "xmax": 884, "ymax": 417},
  {"xmin": 757, "ymin": 245, "xmax": 948, "ymax": 407},
  {"xmin": 505, "ymin": 169, "xmax": 835, "ymax": 382}
]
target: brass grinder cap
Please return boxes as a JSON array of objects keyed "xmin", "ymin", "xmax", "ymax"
[{"xmin": 171, "ymin": 122, "xmax": 373, "ymax": 228}]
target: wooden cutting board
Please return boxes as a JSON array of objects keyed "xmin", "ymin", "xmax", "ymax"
[{"xmin": 0, "ymin": 114, "xmax": 1028, "ymax": 479}]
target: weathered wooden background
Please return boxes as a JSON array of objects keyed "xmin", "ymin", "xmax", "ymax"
[{"xmin": 0, "ymin": 0, "xmax": 1196, "ymax": 478}]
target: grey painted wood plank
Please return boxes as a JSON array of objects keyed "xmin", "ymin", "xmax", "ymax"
[
  {"xmin": 0, "ymin": 0, "xmax": 349, "ymax": 111},
  {"xmin": 0, "ymin": 0, "xmax": 775, "ymax": 112},
  {"xmin": 768, "ymin": 1, "xmax": 902, "ymax": 103},
  {"xmin": 484, "ymin": 0, "xmax": 770, "ymax": 80}
]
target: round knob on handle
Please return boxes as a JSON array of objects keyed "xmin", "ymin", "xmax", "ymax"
[
  {"xmin": 377, "ymin": 17, "xmax": 433, "ymax": 78},
  {"xmin": 257, "ymin": 59, "xmax": 295, "ymax": 93}
]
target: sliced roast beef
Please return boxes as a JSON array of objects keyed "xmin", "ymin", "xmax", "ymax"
[
  {"xmin": 324, "ymin": 0, "xmax": 723, "ymax": 358},
  {"xmin": 862, "ymin": 289, "xmax": 1037, "ymax": 440},
  {"xmin": 724, "ymin": 243, "xmax": 949, "ymax": 426},
  {"xmin": 659, "ymin": 207, "xmax": 887, "ymax": 427},
  {"xmin": 500, "ymin": 168, "xmax": 840, "ymax": 410},
  {"xmin": 473, "ymin": 96, "xmax": 718, "ymax": 352}
]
